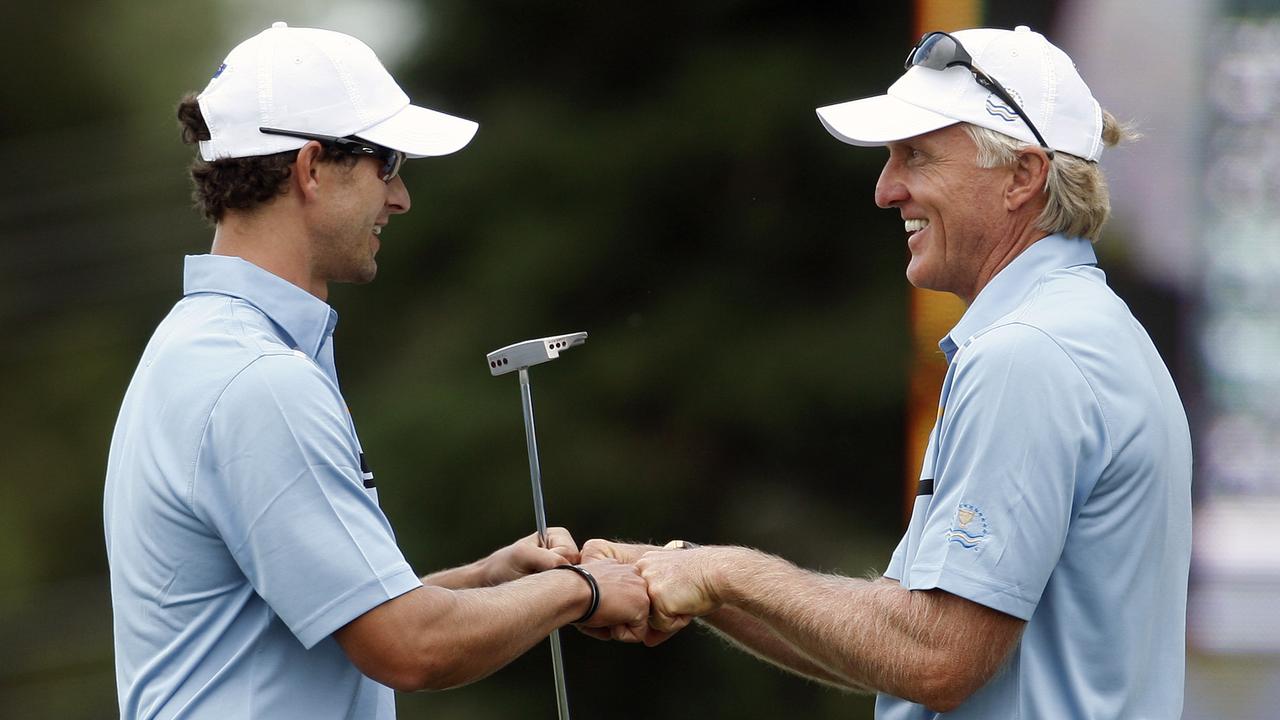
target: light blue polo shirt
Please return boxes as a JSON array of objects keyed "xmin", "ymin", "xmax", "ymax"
[
  {"xmin": 104, "ymin": 254, "xmax": 421, "ymax": 719},
  {"xmin": 876, "ymin": 235, "xmax": 1192, "ymax": 719}
]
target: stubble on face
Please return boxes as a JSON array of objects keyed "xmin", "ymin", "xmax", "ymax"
[{"xmin": 311, "ymin": 159, "xmax": 383, "ymax": 286}]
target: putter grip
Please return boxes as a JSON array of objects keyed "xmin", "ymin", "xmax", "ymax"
[{"xmin": 550, "ymin": 564, "xmax": 600, "ymax": 624}]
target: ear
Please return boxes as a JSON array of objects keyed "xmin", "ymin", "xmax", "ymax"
[
  {"xmin": 1004, "ymin": 147, "xmax": 1051, "ymax": 213},
  {"xmin": 291, "ymin": 141, "xmax": 326, "ymax": 203}
]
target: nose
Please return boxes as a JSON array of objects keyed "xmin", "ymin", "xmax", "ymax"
[
  {"xmin": 386, "ymin": 174, "xmax": 411, "ymax": 215},
  {"xmin": 874, "ymin": 157, "xmax": 908, "ymax": 209}
]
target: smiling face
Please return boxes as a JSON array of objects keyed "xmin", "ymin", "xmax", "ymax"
[
  {"xmin": 310, "ymin": 155, "xmax": 411, "ymax": 287},
  {"xmin": 873, "ymin": 124, "xmax": 1011, "ymax": 303}
]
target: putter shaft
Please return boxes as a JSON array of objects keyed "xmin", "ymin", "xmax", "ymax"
[
  {"xmin": 518, "ymin": 367, "xmax": 570, "ymax": 720},
  {"xmin": 519, "ymin": 369, "xmax": 551, "ymax": 546}
]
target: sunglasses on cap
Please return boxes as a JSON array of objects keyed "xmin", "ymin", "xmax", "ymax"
[
  {"xmin": 905, "ymin": 31, "xmax": 1054, "ymax": 158},
  {"xmin": 258, "ymin": 127, "xmax": 406, "ymax": 182}
]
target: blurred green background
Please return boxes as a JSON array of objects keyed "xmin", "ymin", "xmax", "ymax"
[{"xmin": 1, "ymin": 1, "xmax": 1186, "ymax": 719}]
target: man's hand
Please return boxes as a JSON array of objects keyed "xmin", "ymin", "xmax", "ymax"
[
  {"xmin": 577, "ymin": 539, "xmax": 716, "ymax": 645},
  {"xmin": 636, "ymin": 547, "xmax": 725, "ymax": 636},
  {"xmin": 580, "ymin": 538, "xmax": 658, "ymax": 565},
  {"xmin": 481, "ymin": 528, "xmax": 580, "ymax": 586},
  {"xmin": 575, "ymin": 559, "xmax": 651, "ymax": 642},
  {"xmin": 574, "ymin": 539, "xmax": 662, "ymax": 643}
]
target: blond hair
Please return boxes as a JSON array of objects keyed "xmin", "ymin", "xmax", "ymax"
[{"xmin": 963, "ymin": 112, "xmax": 1137, "ymax": 242}]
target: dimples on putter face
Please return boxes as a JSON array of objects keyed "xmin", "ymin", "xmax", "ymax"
[{"xmin": 485, "ymin": 331, "xmax": 586, "ymax": 720}]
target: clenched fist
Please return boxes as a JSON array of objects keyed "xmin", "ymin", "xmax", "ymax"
[
  {"xmin": 575, "ymin": 559, "xmax": 651, "ymax": 642},
  {"xmin": 636, "ymin": 547, "xmax": 726, "ymax": 635}
]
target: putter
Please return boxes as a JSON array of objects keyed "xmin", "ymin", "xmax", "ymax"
[{"xmin": 486, "ymin": 331, "xmax": 588, "ymax": 720}]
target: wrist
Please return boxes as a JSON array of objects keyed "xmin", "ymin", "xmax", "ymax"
[
  {"xmin": 706, "ymin": 546, "xmax": 755, "ymax": 607},
  {"xmin": 477, "ymin": 551, "xmax": 506, "ymax": 587},
  {"xmin": 535, "ymin": 564, "xmax": 596, "ymax": 624},
  {"xmin": 547, "ymin": 565, "xmax": 600, "ymax": 624}
]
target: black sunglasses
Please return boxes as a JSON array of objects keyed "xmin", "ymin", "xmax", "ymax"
[
  {"xmin": 258, "ymin": 127, "xmax": 406, "ymax": 182},
  {"xmin": 905, "ymin": 31, "xmax": 1054, "ymax": 158}
]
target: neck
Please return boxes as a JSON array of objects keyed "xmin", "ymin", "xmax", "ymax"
[
  {"xmin": 210, "ymin": 210, "xmax": 328, "ymax": 301},
  {"xmin": 962, "ymin": 216, "xmax": 1047, "ymax": 305}
]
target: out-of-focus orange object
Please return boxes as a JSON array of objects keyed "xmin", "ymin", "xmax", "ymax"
[{"xmin": 903, "ymin": 0, "xmax": 979, "ymax": 525}]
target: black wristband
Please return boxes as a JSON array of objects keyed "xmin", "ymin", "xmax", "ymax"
[{"xmin": 549, "ymin": 564, "xmax": 600, "ymax": 624}]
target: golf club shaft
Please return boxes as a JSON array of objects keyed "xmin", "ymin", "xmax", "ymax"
[
  {"xmin": 519, "ymin": 369, "xmax": 551, "ymax": 546},
  {"xmin": 518, "ymin": 368, "xmax": 570, "ymax": 720}
]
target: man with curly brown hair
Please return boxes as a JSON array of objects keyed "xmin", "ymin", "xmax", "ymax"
[{"xmin": 104, "ymin": 22, "xmax": 649, "ymax": 720}]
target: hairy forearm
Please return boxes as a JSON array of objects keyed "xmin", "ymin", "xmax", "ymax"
[
  {"xmin": 726, "ymin": 557, "xmax": 928, "ymax": 698},
  {"xmin": 700, "ymin": 605, "xmax": 865, "ymax": 691},
  {"xmin": 711, "ymin": 548, "xmax": 1017, "ymax": 710}
]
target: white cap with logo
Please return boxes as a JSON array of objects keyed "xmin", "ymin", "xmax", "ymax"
[
  {"xmin": 196, "ymin": 21, "xmax": 478, "ymax": 161},
  {"xmin": 816, "ymin": 26, "xmax": 1104, "ymax": 161}
]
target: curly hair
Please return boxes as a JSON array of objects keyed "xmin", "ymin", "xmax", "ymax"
[
  {"xmin": 962, "ymin": 111, "xmax": 1139, "ymax": 242},
  {"xmin": 177, "ymin": 93, "xmax": 356, "ymax": 223}
]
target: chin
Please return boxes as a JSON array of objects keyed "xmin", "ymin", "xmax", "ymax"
[
  {"xmin": 340, "ymin": 263, "xmax": 377, "ymax": 286},
  {"xmin": 904, "ymin": 259, "xmax": 932, "ymax": 290}
]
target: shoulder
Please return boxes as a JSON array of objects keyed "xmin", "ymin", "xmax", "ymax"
[
  {"xmin": 958, "ymin": 321, "xmax": 1078, "ymax": 378},
  {"xmin": 214, "ymin": 350, "xmax": 340, "ymax": 420},
  {"xmin": 156, "ymin": 295, "xmax": 326, "ymax": 409},
  {"xmin": 156, "ymin": 294, "xmax": 296, "ymax": 373},
  {"xmin": 126, "ymin": 296, "xmax": 307, "ymax": 434},
  {"xmin": 198, "ymin": 351, "xmax": 354, "ymax": 488},
  {"xmin": 966, "ymin": 267, "xmax": 1132, "ymax": 370},
  {"xmin": 951, "ymin": 284, "xmax": 1114, "ymax": 451},
  {"xmin": 1008, "ymin": 266, "xmax": 1131, "ymax": 342},
  {"xmin": 951, "ymin": 321, "xmax": 1104, "ymax": 426}
]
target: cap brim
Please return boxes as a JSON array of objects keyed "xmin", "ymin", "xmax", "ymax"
[
  {"xmin": 357, "ymin": 103, "xmax": 479, "ymax": 158},
  {"xmin": 816, "ymin": 94, "xmax": 959, "ymax": 147}
]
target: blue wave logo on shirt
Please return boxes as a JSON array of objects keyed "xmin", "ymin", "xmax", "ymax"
[{"xmin": 945, "ymin": 503, "xmax": 989, "ymax": 550}]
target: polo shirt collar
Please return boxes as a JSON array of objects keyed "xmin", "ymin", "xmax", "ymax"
[
  {"xmin": 939, "ymin": 234, "xmax": 1097, "ymax": 362},
  {"xmin": 183, "ymin": 254, "xmax": 337, "ymax": 359}
]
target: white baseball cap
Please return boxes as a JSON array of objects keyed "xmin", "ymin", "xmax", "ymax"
[
  {"xmin": 816, "ymin": 26, "xmax": 1104, "ymax": 161},
  {"xmin": 196, "ymin": 21, "xmax": 478, "ymax": 161}
]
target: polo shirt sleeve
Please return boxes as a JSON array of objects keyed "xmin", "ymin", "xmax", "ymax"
[
  {"xmin": 194, "ymin": 352, "xmax": 422, "ymax": 649},
  {"xmin": 902, "ymin": 323, "xmax": 1110, "ymax": 620}
]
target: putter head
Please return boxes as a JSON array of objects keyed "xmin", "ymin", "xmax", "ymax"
[{"xmin": 487, "ymin": 332, "xmax": 588, "ymax": 376}]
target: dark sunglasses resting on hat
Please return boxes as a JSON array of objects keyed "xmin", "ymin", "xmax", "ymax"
[
  {"xmin": 905, "ymin": 31, "xmax": 1055, "ymax": 158},
  {"xmin": 258, "ymin": 126, "xmax": 407, "ymax": 182}
]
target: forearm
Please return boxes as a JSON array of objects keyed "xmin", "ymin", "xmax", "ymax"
[
  {"xmin": 339, "ymin": 569, "xmax": 589, "ymax": 691},
  {"xmin": 712, "ymin": 548, "xmax": 1015, "ymax": 709},
  {"xmin": 420, "ymin": 561, "xmax": 485, "ymax": 590},
  {"xmin": 721, "ymin": 554, "xmax": 922, "ymax": 697},
  {"xmin": 420, "ymin": 571, "xmax": 586, "ymax": 687},
  {"xmin": 700, "ymin": 605, "xmax": 865, "ymax": 691}
]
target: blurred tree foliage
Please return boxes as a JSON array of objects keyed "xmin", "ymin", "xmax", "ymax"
[{"xmin": 0, "ymin": 1, "xmax": 1052, "ymax": 718}]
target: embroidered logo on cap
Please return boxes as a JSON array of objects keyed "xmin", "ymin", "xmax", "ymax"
[
  {"xmin": 945, "ymin": 503, "xmax": 989, "ymax": 550},
  {"xmin": 985, "ymin": 89, "xmax": 1023, "ymax": 124}
]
